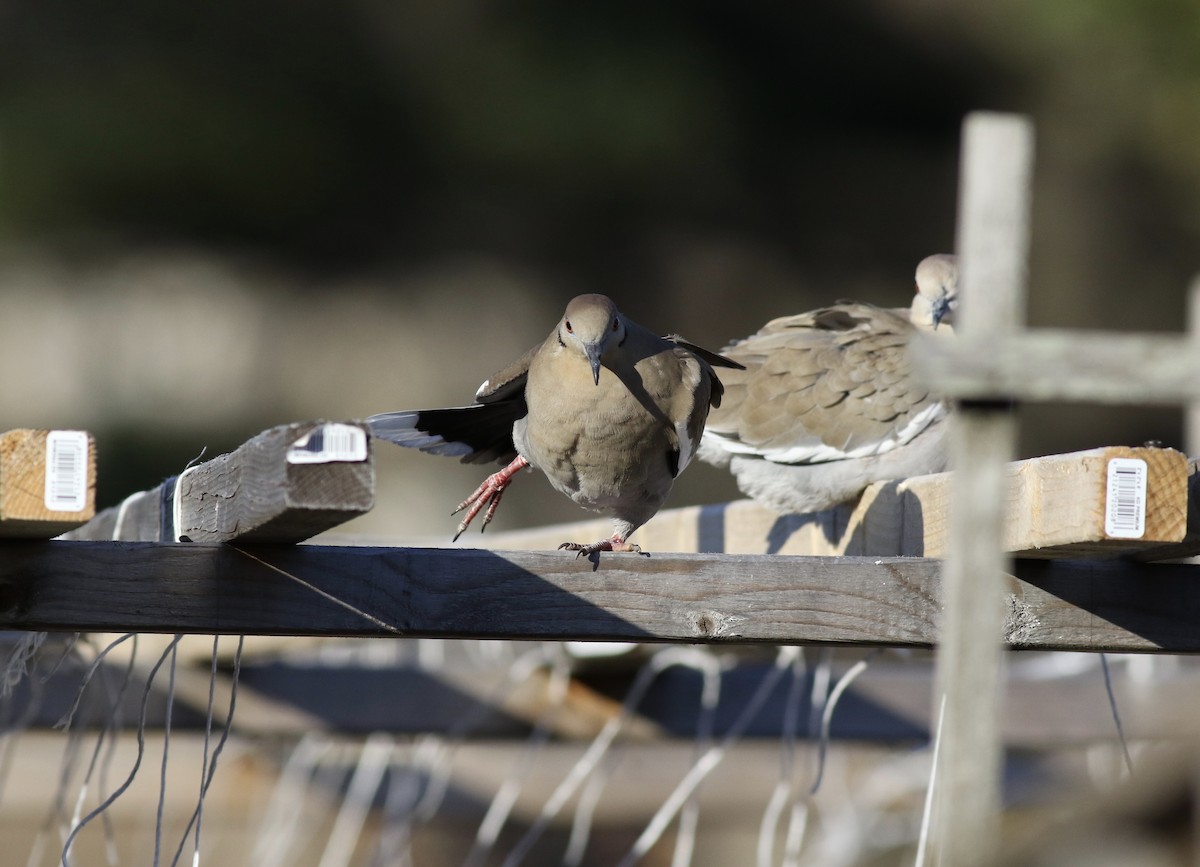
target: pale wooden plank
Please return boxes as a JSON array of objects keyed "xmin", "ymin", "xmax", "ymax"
[
  {"xmin": 933, "ymin": 110, "xmax": 1033, "ymax": 867},
  {"xmin": 1188, "ymin": 275, "xmax": 1200, "ymax": 455},
  {"xmin": 915, "ymin": 329, "xmax": 1200, "ymax": 405},
  {"xmin": 65, "ymin": 420, "xmax": 374, "ymax": 543},
  {"xmin": 0, "ymin": 429, "xmax": 96, "ymax": 538},
  {"xmin": 478, "ymin": 445, "xmax": 1188, "ymax": 559},
  {"xmin": 1, "ymin": 542, "xmax": 1200, "ymax": 652}
]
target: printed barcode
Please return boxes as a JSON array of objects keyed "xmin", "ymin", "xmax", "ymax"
[
  {"xmin": 1105, "ymin": 458, "xmax": 1147, "ymax": 539},
  {"xmin": 286, "ymin": 423, "xmax": 368, "ymax": 464},
  {"xmin": 44, "ymin": 430, "xmax": 88, "ymax": 512}
]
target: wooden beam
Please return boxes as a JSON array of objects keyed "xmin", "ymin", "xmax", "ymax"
[
  {"xmin": 64, "ymin": 421, "xmax": 374, "ymax": 543},
  {"xmin": 1188, "ymin": 275, "xmax": 1200, "ymax": 454},
  {"xmin": 933, "ymin": 110, "xmax": 1033, "ymax": 867},
  {"xmin": 0, "ymin": 429, "xmax": 96, "ymax": 538},
  {"xmin": 2, "ymin": 542, "xmax": 1200, "ymax": 652},
  {"xmin": 914, "ymin": 329, "xmax": 1200, "ymax": 405},
  {"xmin": 479, "ymin": 445, "xmax": 1189, "ymax": 559}
]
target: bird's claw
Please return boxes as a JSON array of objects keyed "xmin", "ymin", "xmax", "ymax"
[
  {"xmin": 558, "ymin": 536, "xmax": 645, "ymax": 558},
  {"xmin": 450, "ymin": 456, "xmax": 528, "ymax": 542}
]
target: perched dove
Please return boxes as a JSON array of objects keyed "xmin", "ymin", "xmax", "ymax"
[
  {"xmin": 369, "ymin": 294, "xmax": 740, "ymax": 555},
  {"xmin": 697, "ymin": 254, "xmax": 959, "ymax": 514}
]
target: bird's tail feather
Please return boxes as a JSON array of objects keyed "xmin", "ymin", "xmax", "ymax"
[{"xmin": 367, "ymin": 404, "xmax": 522, "ymax": 465}]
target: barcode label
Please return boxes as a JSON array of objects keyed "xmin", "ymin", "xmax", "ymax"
[
  {"xmin": 1105, "ymin": 458, "xmax": 1147, "ymax": 539},
  {"xmin": 44, "ymin": 430, "xmax": 89, "ymax": 512},
  {"xmin": 287, "ymin": 423, "xmax": 368, "ymax": 464}
]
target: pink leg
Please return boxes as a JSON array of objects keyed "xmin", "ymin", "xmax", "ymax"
[
  {"xmin": 452, "ymin": 455, "xmax": 529, "ymax": 541},
  {"xmin": 558, "ymin": 532, "xmax": 645, "ymax": 559}
]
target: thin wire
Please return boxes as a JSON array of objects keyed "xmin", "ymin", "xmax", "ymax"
[
  {"xmin": 672, "ymin": 649, "xmax": 722, "ymax": 867},
  {"xmin": 616, "ymin": 647, "xmax": 801, "ymax": 867},
  {"xmin": 38, "ymin": 633, "xmax": 83, "ymax": 685},
  {"xmin": 317, "ymin": 734, "xmax": 395, "ymax": 867},
  {"xmin": 61, "ymin": 635, "xmax": 184, "ymax": 867},
  {"xmin": 500, "ymin": 646, "xmax": 714, "ymax": 867},
  {"xmin": 253, "ymin": 734, "xmax": 336, "ymax": 867},
  {"xmin": 563, "ymin": 767, "xmax": 612, "ymax": 867},
  {"xmin": 914, "ymin": 694, "xmax": 948, "ymax": 867},
  {"xmin": 810, "ymin": 651, "xmax": 879, "ymax": 796},
  {"xmin": 757, "ymin": 649, "xmax": 807, "ymax": 867},
  {"xmin": 55, "ymin": 633, "xmax": 137, "ymax": 730},
  {"xmin": 466, "ymin": 648, "xmax": 572, "ymax": 867},
  {"xmin": 192, "ymin": 636, "xmax": 221, "ymax": 867},
  {"xmin": 1, "ymin": 632, "xmax": 47, "ymax": 698},
  {"xmin": 97, "ymin": 635, "xmax": 139, "ymax": 867},
  {"xmin": 168, "ymin": 634, "xmax": 246, "ymax": 867},
  {"xmin": 154, "ymin": 636, "xmax": 182, "ymax": 867},
  {"xmin": 231, "ymin": 547, "xmax": 405, "ymax": 635},
  {"xmin": 374, "ymin": 737, "xmax": 442, "ymax": 867},
  {"xmin": 64, "ymin": 635, "xmax": 140, "ymax": 867},
  {"xmin": 1099, "ymin": 653, "xmax": 1134, "ymax": 777}
]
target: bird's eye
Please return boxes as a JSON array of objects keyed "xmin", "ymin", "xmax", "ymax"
[
  {"xmin": 611, "ymin": 319, "xmax": 619, "ymax": 332},
  {"xmin": 565, "ymin": 319, "xmax": 573, "ymax": 333}
]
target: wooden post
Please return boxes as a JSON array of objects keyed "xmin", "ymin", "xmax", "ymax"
[
  {"xmin": 64, "ymin": 421, "xmax": 374, "ymax": 544},
  {"xmin": 932, "ymin": 112, "xmax": 1034, "ymax": 865},
  {"xmin": 0, "ymin": 429, "xmax": 96, "ymax": 538},
  {"xmin": 1187, "ymin": 275, "xmax": 1200, "ymax": 456}
]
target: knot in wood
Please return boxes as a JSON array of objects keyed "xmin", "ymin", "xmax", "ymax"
[{"xmin": 690, "ymin": 609, "xmax": 744, "ymax": 639}]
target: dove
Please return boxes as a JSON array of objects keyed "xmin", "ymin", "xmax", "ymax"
[
  {"xmin": 696, "ymin": 254, "xmax": 959, "ymax": 514},
  {"xmin": 369, "ymin": 294, "xmax": 740, "ymax": 555}
]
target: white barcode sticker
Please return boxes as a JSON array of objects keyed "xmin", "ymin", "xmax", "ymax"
[
  {"xmin": 1105, "ymin": 457, "xmax": 1147, "ymax": 539},
  {"xmin": 287, "ymin": 423, "xmax": 368, "ymax": 464},
  {"xmin": 44, "ymin": 430, "xmax": 89, "ymax": 512}
]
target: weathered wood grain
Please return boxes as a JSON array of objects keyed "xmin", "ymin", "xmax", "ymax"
[
  {"xmin": 480, "ymin": 446, "xmax": 1189, "ymax": 559},
  {"xmin": 64, "ymin": 420, "xmax": 374, "ymax": 543},
  {"xmin": 914, "ymin": 329, "xmax": 1200, "ymax": 405},
  {"xmin": 0, "ymin": 542, "xmax": 942, "ymax": 644},
  {"xmin": 933, "ymin": 111, "xmax": 1033, "ymax": 866},
  {"xmin": 0, "ymin": 429, "xmax": 96, "ymax": 538},
  {"xmin": 2, "ymin": 542, "xmax": 1200, "ymax": 653}
]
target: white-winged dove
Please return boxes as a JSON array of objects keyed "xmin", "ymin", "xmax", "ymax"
[
  {"xmin": 369, "ymin": 294, "xmax": 740, "ymax": 555},
  {"xmin": 696, "ymin": 254, "xmax": 959, "ymax": 514}
]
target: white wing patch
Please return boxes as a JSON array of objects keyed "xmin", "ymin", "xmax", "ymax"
[{"xmin": 705, "ymin": 400, "xmax": 948, "ymax": 465}]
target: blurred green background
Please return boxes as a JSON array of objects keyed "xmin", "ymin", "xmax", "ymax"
[{"xmin": 1, "ymin": 0, "xmax": 1197, "ymax": 538}]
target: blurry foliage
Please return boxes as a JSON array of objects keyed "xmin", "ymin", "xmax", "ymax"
[
  {"xmin": 988, "ymin": 0, "xmax": 1200, "ymax": 226},
  {"xmin": 0, "ymin": 0, "xmax": 992, "ymax": 270}
]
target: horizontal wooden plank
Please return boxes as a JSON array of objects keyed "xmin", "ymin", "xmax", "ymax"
[
  {"xmin": 0, "ymin": 542, "xmax": 940, "ymax": 645},
  {"xmin": 0, "ymin": 429, "xmax": 96, "ymax": 538},
  {"xmin": 2, "ymin": 542, "xmax": 1200, "ymax": 652},
  {"xmin": 478, "ymin": 446, "xmax": 1189, "ymax": 560},
  {"xmin": 64, "ymin": 420, "xmax": 374, "ymax": 543},
  {"xmin": 913, "ymin": 329, "xmax": 1200, "ymax": 405}
]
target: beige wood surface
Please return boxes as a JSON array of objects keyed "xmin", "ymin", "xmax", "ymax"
[
  {"xmin": 0, "ymin": 428, "xmax": 96, "ymax": 537},
  {"xmin": 478, "ymin": 445, "xmax": 1189, "ymax": 559}
]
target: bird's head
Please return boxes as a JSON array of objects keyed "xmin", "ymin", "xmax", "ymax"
[
  {"xmin": 559, "ymin": 294, "xmax": 626, "ymax": 385},
  {"xmin": 911, "ymin": 253, "xmax": 959, "ymax": 330}
]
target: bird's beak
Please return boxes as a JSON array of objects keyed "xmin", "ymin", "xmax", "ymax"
[
  {"xmin": 931, "ymin": 296, "xmax": 953, "ymax": 329},
  {"xmin": 585, "ymin": 343, "xmax": 602, "ymax": 385}
]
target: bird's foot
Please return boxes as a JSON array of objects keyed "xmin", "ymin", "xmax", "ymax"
[
  {"xmin": 558, "ymin": 534, "xmax": 646, "ymax": 559},
  {"xmin": 452, "ymin": 455, "xmax": 530, "ymax": 541}
]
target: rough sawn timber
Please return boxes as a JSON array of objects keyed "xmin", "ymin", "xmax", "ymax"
[
  {"xmin": 0, "ymin": 429, "xmax": 96, "ymax": 538},
  {"xmin": 63, "ymin": 420, "xmax": 373, "ymax": 543},
  {"xmin": 2, "ymin": 542, "xmax": 1200, "ymax": 652}
]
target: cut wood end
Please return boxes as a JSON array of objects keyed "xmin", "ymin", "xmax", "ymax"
[{"xmin": 0, "ymin": 429, "xmax": 97, "ymax": 535}]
